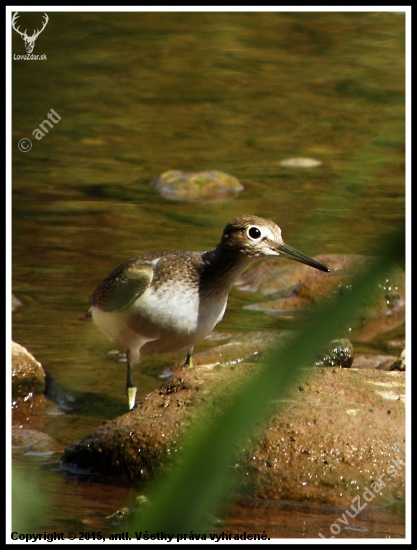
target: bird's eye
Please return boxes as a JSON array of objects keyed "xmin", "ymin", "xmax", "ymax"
[{"xmin": 248, "ymin": 226, "xmax": 262, "ymax": 240}]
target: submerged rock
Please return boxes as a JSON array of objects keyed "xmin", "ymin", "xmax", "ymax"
[
  {"xmin": 237, "ymin": 254, "xmax": 405, "ymax": 346},
  {"xmin": 12, "ymin": 427, "xmax": 63, "ymax": 456},
  {"xmin": 280, "ymin": 157, "xmax": 322, "ymax": 167},
  {"xmin": 354, "ymin": 354, "xmax": 399, "ymax": 370},
  {"xmin": 151, "ymin": 170, "xmax": 243, "ymax": 203}
]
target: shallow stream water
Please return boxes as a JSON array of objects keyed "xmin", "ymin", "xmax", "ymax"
[{"xmin": 11, "ymin": 10, "xmax": 405, "ymax": 539}]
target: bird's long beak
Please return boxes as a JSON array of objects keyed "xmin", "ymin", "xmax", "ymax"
[{"xmin": 277, "ymin": 243, "xmax": 330, "ymax": 273}]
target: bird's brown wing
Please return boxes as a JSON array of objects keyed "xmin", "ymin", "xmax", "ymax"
[{"xmin": 88, "ymin": 257, "xmax": 156, "ymax": 312}]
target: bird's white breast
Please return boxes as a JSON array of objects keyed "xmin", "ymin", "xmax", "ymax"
[
  {"xmin": 135, "ymin": 282, "xmax": 227, "ymax": 335},
  {"xmin": 91, "ymin": 267, "xmax": 229, "ymax": 357},
  {"xmin": 133, "ymin": 282, "xmax": 200, "ymax": 333}
]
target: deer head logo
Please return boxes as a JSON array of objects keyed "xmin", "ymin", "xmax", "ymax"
[{"xmin": 12, "ymin": 12, "xmax": 49, "ymax": 54}]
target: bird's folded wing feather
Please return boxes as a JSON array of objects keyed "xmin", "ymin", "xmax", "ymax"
[{"xmin": 89, "ymin": 258, "xmax": 155, "ymax": 312}]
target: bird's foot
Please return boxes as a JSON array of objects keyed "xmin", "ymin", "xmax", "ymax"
[
  {"xmin": 182, "ymin": 356, "xmax": 193, "ymax": 371},
  {"xmin": 127, "ymin": 386, "xmax": 137, "ymax": 410}
]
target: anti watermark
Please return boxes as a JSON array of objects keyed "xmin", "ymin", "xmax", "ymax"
[
  {"xmin": 17, "ymin": 138, "xmax": 32, "ymax": 153},
  {"xmin": 18, "ymin": 109, "xmax": 61, "ymax": 152},
  {"xmin": 318, "ymin": 458, "xmax": 403, "ymax": 538}
]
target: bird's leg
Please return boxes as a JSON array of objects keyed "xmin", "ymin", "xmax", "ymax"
[
  {"xmin": 126, "ymin": 363, "xmax": 137, "ymax": 410},
  {"xmin": 182, "ymin": 347, "xmax": 194, "ymax": 370},
  {"xmin": 126, "ymin": 350, "xmax": 138, "ymax": 410}
]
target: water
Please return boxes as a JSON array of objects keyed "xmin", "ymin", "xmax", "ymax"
[{"xmin": 11, "ymin": 11, "xmax": 405, "ymax": 538}]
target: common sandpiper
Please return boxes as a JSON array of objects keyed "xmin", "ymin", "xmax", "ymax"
[{"xmin": 82, "ymin": 215, "xmax": 329, "ymax": 409}]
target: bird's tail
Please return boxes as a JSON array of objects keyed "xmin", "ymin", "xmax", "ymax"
[{"xmin": 78, "ymin": 311, "xmax": 92, "ymax": 322}]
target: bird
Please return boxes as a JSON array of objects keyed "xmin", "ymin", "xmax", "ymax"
[{"xmin": 81, "ymin": 215, "xmax": 329, "ymax": 410}]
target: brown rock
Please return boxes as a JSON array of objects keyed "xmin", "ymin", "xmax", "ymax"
[
  {"xmin": 61, "ymin": 340, "xmax": 405, "ymax": 508},
  {"xmin": 238, "ymin": 254, "xmax": 405, "ymax": 344},
  {"xmin": 12, "ymin": 341, "xmax": 46, "ymax": 404}
]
